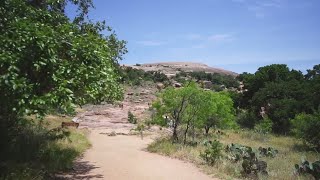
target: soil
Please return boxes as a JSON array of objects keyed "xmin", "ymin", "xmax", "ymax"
[{"xmin": 60, "ymin": 85, "xmax": 217, "ymax": 180}]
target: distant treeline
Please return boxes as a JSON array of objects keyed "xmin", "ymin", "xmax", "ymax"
[
  {"xmin": 175, "ymin": 71, "xmax": 239, "ymax": 89},
  {"xmin": 120, "ymin": 66, "xmax": 169, "ymax": 85},
  {"xmin": 121, "ymin": 66, "xmax": 239, "ymax": 89}
]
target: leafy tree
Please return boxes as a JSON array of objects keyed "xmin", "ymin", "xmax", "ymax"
[
  {"xmin": 152, "ymin": 83, "xmax": 199, "ymax": 142},
  {"xmin": 0, "ymin": 0, "xmax": 126, "ymax": 161},
  {"xmin": 200, "ymin": 91, "xmax": 236, "ymax": 135},
  {"xmin": 236, "ymin": 64, "xmax": 310, "ymax": 133},
  {"xmin": 291, "ymin": 111, "xmax": 320, "ymax": 150},
  {"xmin": 152, "ymin": 82, "xmax": 236, "ymax": 142},
  {"xmin": 254, "ymin": 117, "xmax": 273, "ymax": 135}
]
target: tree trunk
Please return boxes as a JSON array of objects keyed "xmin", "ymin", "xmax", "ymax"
[
  {"xmin": 191, "ymin": 124, "xmax": 195, "ymax": 143},
  {"xmin": 183, "ymin": 122, "xmax": 190, "ymax": 145},
  {"xmin": 205, "ymin": 125, "xmax": 210, "ymax": 136},
  {"xmin": 172, "ymin": 122, "xmax": 179, "ymax": 143}
]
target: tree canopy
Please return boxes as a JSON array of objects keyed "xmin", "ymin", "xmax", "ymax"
[
  {"xmin": 152, "ymin": 83, "xmax": 236, "ymax": 143},
  {"xmin": 0, "ymin": 0, "xmax": 127, "ymax": 156},
  {"xmin": 235, "ymin": 64, "xmax": 320, "ymax": 134}
]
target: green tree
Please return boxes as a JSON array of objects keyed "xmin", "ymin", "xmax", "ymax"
[
  {"xmin": 291, "ymin": 111, "xmax": 320, "ymax": 150},
  {"xmin": 0, "ymin": 0, "xmax": 126, "ymax": 159},
  {"xmin": 200, "ymin": 91, "xmax": 236, "ymax": 135},
  {"xmin": 236, "ymin": 64, "xmax": 307, "ymax": 133},
  {"xmin": 152, "ymin": 82, "xmax": 236, "ymax": 142},
  {"xmin": 152, "ymin": 83, "xmax": 199, "ymax": 142}
]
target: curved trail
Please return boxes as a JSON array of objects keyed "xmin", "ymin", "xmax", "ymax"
[
  {"xmin": 62, "ymin": 88, "xmax": 217, "ymax": 180},
  {"xmin": 65, "ymin": 130, "xmax": 215, "ymax": 180}
]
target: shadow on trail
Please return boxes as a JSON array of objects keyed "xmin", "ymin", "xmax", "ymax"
[{"xmin": 56, "ymin": 160, "xmax": 104, "ymax": 179}]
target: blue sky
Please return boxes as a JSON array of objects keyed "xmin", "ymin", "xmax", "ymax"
[{"xmin": 67, "ymin": 0, "xmax": 320, "ymax": 73}]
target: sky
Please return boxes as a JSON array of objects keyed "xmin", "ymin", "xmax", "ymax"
[{"xmin": 67, "ymin": 0, "xmax": 320, "ymax": 73}]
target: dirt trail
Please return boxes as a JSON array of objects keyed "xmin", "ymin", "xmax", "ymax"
[
  {"xmin": 62, "ymin": 87, "xmax": 216, "ymax": 180},
  {"xmin": 64, "ymin": 130, "xmax": 215, "ymax": 180}
]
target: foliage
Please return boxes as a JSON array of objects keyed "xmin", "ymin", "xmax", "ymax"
[
  {"xmin": 254, "ymin": 117, "xmax": 273, "ymax": 135},
  {"xmin": 294, "ymin": 159, "xmax": 320, "ymax": 180},
  {"xmin": 241, "ymin": 150, "xmax": 268, "ymax": 177},
  {"xmin": 0, "ymin": 117, "xmax": 90, "ymax": 179},
  {"xmin": 258, "ymin": 147, "xmax": 278, "ymax": 158},
  {"xmin": 225, "ymin": 143, "xmax": 268, "ymax": 177},
  {"xmin": 236, "ymin": 110, "xmax": 258, "ymax": 129},
  {"xmin": 201, "ymin": 91, "xmax": 237, "ymax": 135},
  {"xmin": 0, "ymin": 0, "xmax": 124, "ymax": 177},
  {"xmin": 152, "ymin": 82, "xmax": 201, "ymax": 142},
  {"xmin": 186, "ymin": 71, "xmax": 239, "ymax": 88},
  {"xmin": 226, "ymin": 143, "xmax": 255, "ymax": 162},
  {"xmin": 291, "ymin": 112, "xmax": 320, "ymax": 150},
  {"xmin": 128, "ymin": 111, "xmax": 137, "ymax": 124},
  {"xmin": 226, "ymin": 143, "xmax": 278, "ymax": 162},
  {"xmin": 152, "ymin": 82, "xmax": 236, "ymax": 142},
  {"xmin": 148, "ymin": 129, "xmax": 319, "ymax": 179},
  {"xmin": 121, "ymin": 67, "xmax": 169, "ymax": 86},
  {"xmin": 236, "ymin": 64, "xmax": 320, "ymax": 134},
  {"xmin": 200, "ymin": 140, "xmax": 223, "ymax": 165}
]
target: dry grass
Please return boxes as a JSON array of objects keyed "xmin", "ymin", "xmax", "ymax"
[{"xmin": 147, "ymin": 130, "xmax": 319, "ymax": 179}]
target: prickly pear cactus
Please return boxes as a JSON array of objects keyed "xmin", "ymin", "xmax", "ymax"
[
  {"xmin": 258, "ymin": 146, "xmax": 279, "ymax": 158},
  {"xmin": 294, "ymin": 158, "xmax": 320, "ymax": 180}
]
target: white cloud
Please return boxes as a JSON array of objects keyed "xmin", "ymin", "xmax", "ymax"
[{"xmin": 136, "ymin": 40, "xmax": 165, "ymax": 46}]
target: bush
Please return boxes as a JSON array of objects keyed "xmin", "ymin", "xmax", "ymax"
[
  {"xmin": 0, "ymin": 118, "xmax": 90, "ymax": 179},
  {"xmin": 128, "ymin": 111, "xmax": 137, "ymax": 124},
  {"xmin": 200, "ymin": 140, "xmax": 223, "ymax": 165},
  {"xmin": 236, "ymin": 111, "xmax": 258, "ymax": 129},
  {"xmin": 291, "ymin": 112, "xmax": 320, "ymax": 150},
  {"xmin": 294, "ymin": 158, "xmax": 320, "ymax": 179},
  {"xmin": 254, "ymin": 117, "xmax": 273, "ymax": 135}
]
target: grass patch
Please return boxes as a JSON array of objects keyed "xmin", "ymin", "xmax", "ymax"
[
  {"xmin": 147, "ymin": 130, "xmax": 319, "ymax": 179},
  {"xmin": 0, "ymin": 115, "xmax": 90, "ymax": 180}
]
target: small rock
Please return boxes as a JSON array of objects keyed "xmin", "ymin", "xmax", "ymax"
[
  {"xmin": 174, "ymin": 83, "xmax": 182, "ymax": 88},
  {"xmin": 108, "ymin": 131, "xmax": 117, "ymax": 136}
]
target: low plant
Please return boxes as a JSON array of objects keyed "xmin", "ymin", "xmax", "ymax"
[
  {"xmin": 294, "ymin": 158, "xmax": 320, "ymax": 179},
  {"xmin": 225, "ymin": 143, "xmax": 255, "ymax": 162},
  {"xmin": 291, "ymin": 112, "xmax": 320, "ymax": 150},
  {"xmin": 128, "ymin": 111, "xmax": 137, "ymax": 124},
  {"xmin": 258, "ymin": 146, "xmax": 278, "ymax": 158},
  {"xmin": 254, "ymin": 117, "xmax": 273, "ymax": 135},
  {"xmin": 241, "ymin": 149, "xmax": 268, "ymax": 177},
  {"xmin": 200, "ymin": 140, "xmax": 223, "ymax": 165}
]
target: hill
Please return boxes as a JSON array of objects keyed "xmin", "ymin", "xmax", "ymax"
[{"xmin": 128, "ymin": 62, "xmax": 237, "ymax": 77}]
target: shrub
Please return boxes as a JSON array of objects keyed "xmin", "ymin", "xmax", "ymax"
[
  {"xmin": 254, "ymin": 117, "xmax": 273, "ymax": 135},
  {"xmin": 294, "ymin": 158, "xmax": 320, "ymax": 179},
  {"xmin": 258, "ymin": 147, "xmax": 278, "ymax": 158},
  {"xmin": 128, "ymin": 111, "xmax": 137, "ymax": 124},
  {"xmin": 200, "ymin": 140, "xmax": 223, "ymax": 165},
  {"xmin": 236, "ymin": 111, "xmax": 258, "ymax": 129},
  {"xmin": 241, "ymin": 150, "xmax": 268, "ymax": 177},
  {"xmin": 291, "ymin": 112, "xmax": 320, "ymax": 150}
]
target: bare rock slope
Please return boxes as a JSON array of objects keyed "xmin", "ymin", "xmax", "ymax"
[{"xmin": 129, "ymin": 62, "xmax": 237, "ymax": 77}]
